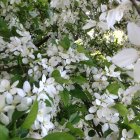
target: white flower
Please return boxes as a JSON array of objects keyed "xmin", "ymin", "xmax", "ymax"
[
  {"xmin": 102, "ymin": 122, "xmax": 119, "ymax": 132},
  {"xmin": 105, "ymin": 65, "xmax": 121, "ymax": 79},
  {"xmin": 39, "ymin": 75, "xmax": 57, "ymax": 98},
  {"xmin": 120, "ymin": 85, "xmax": 140, "ymax": 105},
  {"xmin": 28, "ymin": 132, "xmax": 42, "ymax": 139},
  {"xmin": 0, "ymin": 95, "xmax": 14, "ymax": 125},
  {"xmin": 41, "ymin": 116, "xmax": 54, "ymax": 137},
  {"xmin": 112, "ymin": 48, "xmax": 139, "ymax": 68},
  {"xmin": 0, "ymin": 113, "xmax": 9, "ymax": 125},
  {"xmin": 47, "ymin": 45, "xmax": 58, "ymax": 56},
  {"xmin": 0, "ymin": 79, "xmax": 10, "ymax": 92},
  {"xmin": 92, "ymin": 73, "xmax": 109, "ymax": 91},
  {"xmin": 127, "ymin": 22, "xmax": 140, "ymax": 46},
  {"xmin": 50, "ymin": 0, "xmax": 70, "ymax": 9},
  {"xmin": 82, "ymin": 20, "xmax": 96, "ymax": 30},
  {"xmin": 127, "ymin": 108, "xmax": 135, "ymax": 121},
  {"xmin": 10, "ymin": 0, "xmax": 21, "ymax": 4},
  {"xmin": 106, "ymin": 0, "xmax": 131, "ymax": 28},
  {"xmin": 107, "ymin": 8, "xmax": 124, "ymax": 28},
  {"xmin": 22, "ymin": 58, "xmax": 29, "ymax": 64},
  {"xmin": 0, "ymin": 80, "xmax": 19, "ymax": 96},
  {"xmin": 32, "ymin": 101, "xmax": 54, "ymax": 138},
  {"xmin": 89, "ymin": 106, "xmax": 97, "ymax": 113},
  {"xmin": 17, "ymin": 81, "xmax": 31, "ymax": 98},
  {"xmin": 16, "ymin": 97, "xmax": 32, "ymax": 111},
  {"xmin": 121, "ymin": 129, "xmax": 134, "ymax": 140},
  {"xmin": 49, "ymin": 56, "xmax": 62, "ymax": 67}
]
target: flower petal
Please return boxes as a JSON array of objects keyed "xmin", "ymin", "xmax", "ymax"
[
  {"xmin": 112, "ymin": 48, "xmax": 139, "ymax": 68},
  {"xmin": 0, "ymin": 113, "xmax": 9, "ymax": 125},
  {"xmin": 109, "ymin": 123, "xmax": 118, "ymax": 132},
  {"xmin": 23, "ymin": 81, "xmax": 31, "ymax": 93},
  {"xmin": 82, "ymin": 20, "xmax": 96, "ymax": 30},
  {"xmin": 134, "ymin": 59, "xmax": 140, "ymax": 82},
  {"xmin": 0, "ymin": 95, "xmax": 5, "ymax": 110},
  {"xmin": 85, "ymin": 114, "xmax": 94, "ymax": 120},
  {"xmin": 127, "ymin": 22, "xmax": 140, "ymax": 46}
]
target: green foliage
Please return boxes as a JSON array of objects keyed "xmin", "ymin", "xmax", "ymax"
[
  {"xmin": 0, "ymin": 18, "xmax": 10, "ymax": 40},
  {"xmin": 66, "ymin": 122, "xmax": 84, "ymax": 138},
  {"xmin": 60, "ymin": 89, "xmax": 70, "ymax": 107},
  {"xmin": 129, "ymin": 123, "xmax": 140, "ymax": 135},
  {"xmin": 45, "ymin": 132, "xmax": 76, "ymax": 140},
  {"xmin": 69, "ymin": 112, "xmax": 80, "ymax": 124},
  {"xmin": 107, "ymin": 82, "xmax": 120, "ymax": 95},
  {"xmin": 0, "ymin": 124, "xmax": 9, "ymax": 140},
  {"xmin": 0, "ymin": 0, "xmax": 139, "ymax": 139},
  {"xmin": 59, "ymin": 35, "xmax": 71, "ymax": 50},
  {"xmin": 22, "ymin": 100, "xmax": 38, "ymax": 129},
  {"xmin": 1, "ymin": 0, "xmax": 7, "ymax": 4},
  {"xmin": 113, "ymin": 103, "xmax": 128, "ymax": 117},
  {"xmin": 51, "ymin": 70, "xmax": 70, "ymax": 84},
  {"xmin": 11, "ymin": 137, "xmax": 21, "ymax": 140},
  {"xmin": 71, "ymin": 75, "xmax": 87, "ymax": 85},
  {"xmin": 70, "ymin": 85, "xmax": 89, "ymax": 101}
]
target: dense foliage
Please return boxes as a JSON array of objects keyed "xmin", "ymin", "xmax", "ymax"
[{"xmin": 0, "ymin": 0, "xmax": 140, "ymax": 139}]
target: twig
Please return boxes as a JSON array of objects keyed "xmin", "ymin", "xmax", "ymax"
[{"xmin": 130, "ymin": 0, "xmax": 140, "ymax": 16}]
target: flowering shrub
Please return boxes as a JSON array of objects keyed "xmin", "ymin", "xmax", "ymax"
[{"xmin": 0, "ymin": 0, "xmax": 140, "ymax": 139}]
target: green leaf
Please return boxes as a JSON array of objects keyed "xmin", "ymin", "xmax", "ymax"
[
  {"xmin": 70, "ymin": 85, "xmax": 88, "ymax": 101},
  {"xmin": 107, "ymin": 82, "xmax": 120, "ymax": 95},
  {"xmin": 11, "ymin": 137, "xmax": 21, "ymax": 140},
  {"xmin": 71, "ymin": 75, "xmax": 87, "ymax": 85},
  {"xmin": 1, "ymin": 0, "xmax": 7, "ymax": 4},
  {"xmin": 69, "ymin": 112, "xmax": 80, "ymax": 124},
  {"xmin": 76, "ymin": 45, "xmax": 86, "ymax": 53},
  {"xmin": 17, "ymin": 128, "xmax": 29, "ymax": 138},
  {"xmin": 59, "ymin": 35, "xmax": 71, "ymax": 50},
  {"xmin": 22, "ymin": 100, "xmax": 38, "ymax": 129},
  {"xmin": 51, "ymin": 70, "xmax": 70, "ymax": 84},
  {"xmin": 80, "ymin": 60, "xmax": 95, "ymax": 67},
  {"xmin": 45, "ymin": 99, "xmax": 52, "ymax": 107},
  {"xmin": 129, "ymin": 123, "xmax": 140, "ymax": 135},
  {"xmin": 0, "ymin": 124, "xmax": 9, "ymax": 140},
  {"xmin": 0, "ymin": 18, "xmax": 10, "ymax": 40},
  {"xmin": 66, "ymin": 122, "xmax": 84, "ymax": 138},
  {"xmin": 23, "ymin": 138, "xmax": 37, "ymax": 140},
  {"xmin": 113, "ymin": 103, "xmax": 128, "ymax": 117},
  {"xmin": 45, "ymin": 132, "xmax": 76, "ymax": 140},
  {"xmin": 52, "ymin": 69, "xmax": 61, "ymax": 77},
  {"xmin": 60, "ymin": 89, "xmax": 70, "ymax": 107}
]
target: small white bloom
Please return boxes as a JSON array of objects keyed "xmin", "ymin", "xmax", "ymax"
[{"xmin": 121, "ymin": 129, "xmax": 134, "ymax": 140}]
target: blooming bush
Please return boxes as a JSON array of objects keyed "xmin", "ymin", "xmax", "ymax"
[{"xmin": 0, "ymin": 0, "xmax": 140, "ymax": 139}]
